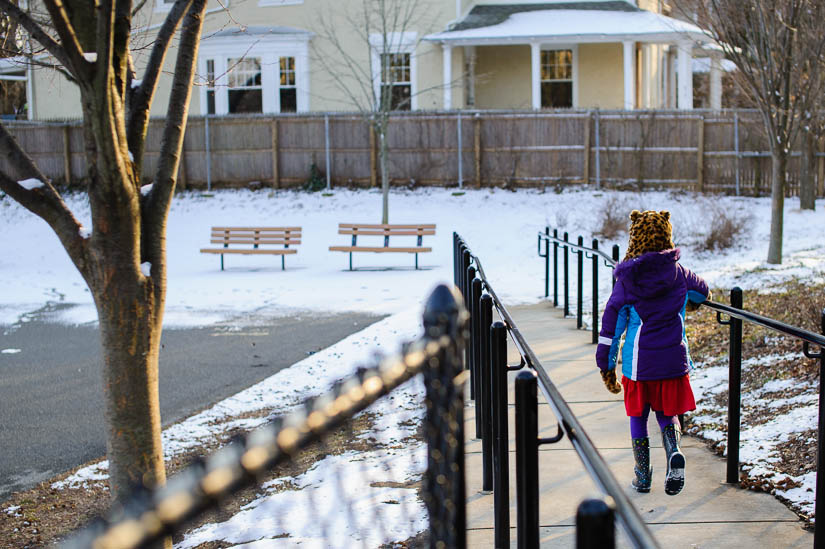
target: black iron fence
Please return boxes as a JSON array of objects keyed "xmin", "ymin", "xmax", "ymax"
[
  {"xmin": 61, "ymin": 284, "xmax": 468, "ymax": 549},
  {"xmin": 537, "ymin": 226, "xmax": 825, "ymax": 548},
  {"xmin": 455, "ymin": 232, "xmax": 660, "ymax": 548}
]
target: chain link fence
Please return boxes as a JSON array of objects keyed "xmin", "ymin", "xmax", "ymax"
[{"xmin": 61, "ymin": 284, "xmax": 468, "ymax": 549}]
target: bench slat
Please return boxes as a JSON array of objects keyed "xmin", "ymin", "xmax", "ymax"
[
  {"xmin": 337, "ymin": 229, "xmax": 435, "ymax": 236},
  {"xmin": 329, "ymin": 246, "xmax": 432, "ymax": 253},
  {"xmin": 212, "ymin": 227, "xmax": 301, "ymax": 232},
  {"xmin": 201, "ymin": 248, "xmax": 298, "ymax": 255},
  {"xmin": 338, "ymin": 223, "xmax": 434, "ymax": 229},
  {"xmin": 210, "ymin": 238, "xmax": 301, "ymax": 245}
]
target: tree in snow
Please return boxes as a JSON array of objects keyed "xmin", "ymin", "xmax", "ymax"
[
  {"xmin": 312, "ymin": 0, "xmax": 448, "ymax": 223},
  {"xmin": 687, "ymin": 0, "xmax": 825, "ymax": 263},
  {"xmin": 0, "ymin": 0, "xmax": 206, "ymax": 512}
]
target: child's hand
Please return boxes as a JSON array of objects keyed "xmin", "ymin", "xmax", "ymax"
[
  {"xmin": 686, "ymin": 290, "xmax": 712, "ymax": 312},
  {"xmin": 600, "ymin": 369, "xmax": 622, "ymax": 394}
]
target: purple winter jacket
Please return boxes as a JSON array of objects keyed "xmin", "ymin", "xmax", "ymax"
[{"xmin": 595, "ymin": 249, "xmax": 709, "ymax": 381}]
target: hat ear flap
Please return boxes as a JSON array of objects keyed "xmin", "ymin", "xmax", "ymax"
[
  {"xmin": 660, "ymin": 210, "xmax": 671, "ymax": 221},
  {"xmin": 630, "ymin": 210, "xmax": 642, "ymax": 222}
]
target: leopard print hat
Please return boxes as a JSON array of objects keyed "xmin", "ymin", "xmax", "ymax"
[{"xmin": 623, "ymin": 210, "xmax": 675, "ymax": 261}]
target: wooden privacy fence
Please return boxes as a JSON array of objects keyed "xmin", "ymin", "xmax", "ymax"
[{"xmin": 2, "ymin": 110, "xmax": 824, "ymax": 196}]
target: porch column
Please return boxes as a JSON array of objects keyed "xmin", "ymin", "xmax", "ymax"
[
  {"xmin": 623, "ymin": 41, "xmax": 635, "ymax": 110},
  {"xmin": 443, "ymin": 43, "xmax": 452, "ymax": 110},
  {"xmin": 709, "ymin": 55, "xmax": 722, "ymax": 110},
  {"xmin": 465, "ymin": 46, "xmax": 477, "ymax": 107},
  {"xmin": 531, "ymin": 42, "xmax": 541, "ymax": 110},
  {"xmin": 677, "ymin": 41, "xmax": 693, "ymax": 110}
]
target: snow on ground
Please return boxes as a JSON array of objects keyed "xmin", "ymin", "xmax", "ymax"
[{"xmin": 1, "ymin": 187, "xmax": 824, "ymax": 542}]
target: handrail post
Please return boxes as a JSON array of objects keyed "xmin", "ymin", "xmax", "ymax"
[
  {"xmin": 461, "ymin": 248, "xmax": 471, "ymax": 373},
  {"xmin": 553, "ymin": 229, "xmax": 559, "ymax": 306},
  {"xmin": 813, "ymin": 309, "xmax": 825, "ymax": 549},
  {"xmin": 576, "ymin": 499, "xmax": 615, "ymax": 549},
  {"xmin": 726, "ymin": 287, "xmax": 743, "ymax": 484},
  {"xmin": 471, "ymin": 275, "xmax": 482, "ymax": 438},
  {"xmin": 515, "ymin": 370, "xmax": 539, "ymax": 549},
  {"xmin": 480, "ymin": 292, "xmax": 494, "ymax": 491},
  {"xmin": 577, "ymin": 235, "xmax": 584, "ymax": 329},
  {"xmin": 544, "ymin": 227, "xmax": 550, "ymax": 298},
  {"xmin": 592, "ymin": 238, "xmax": 599, "ymax": 345},
  {"xmin": 611, "ymin": 244, "xmax": 620, "ymax": 288},
  {"xmin": 453, "ymin": 233, "xmax": 459, "ymax": 288},
  {"xmin": 553, "ymin": 229, "xmax": 559, "ymax": 307},
  {"xmin": 491, "ymin": 321, "xmax": 510, "ymax": 548},
  {"xmin": 563, "ymin": 232, "xmax": 570, "ymax": 318}
]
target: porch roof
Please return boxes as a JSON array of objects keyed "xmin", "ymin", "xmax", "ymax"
[{"xmin": 424, "ymin": 2, "xmax": 709, "ymax": 46}]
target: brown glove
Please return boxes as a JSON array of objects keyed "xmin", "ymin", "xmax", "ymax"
[
  {"xmin": 601, "ymin": 369, "xmax": 622, "ymax": 394},
  {"xmin": 686, "ymin": 290, "xmax": 712, "ymax": 312}
]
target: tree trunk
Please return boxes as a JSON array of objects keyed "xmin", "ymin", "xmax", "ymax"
[
  {"xmin": 379, "ymin": 127, "xmax": 389, "ymax": 224},
  {"xmin": 767, "ymin": 150, "xmax": 787, "ymax": 264},
  {"xmin": 800, "ymin": 131, "xmax": 816, "ymax": 210}
]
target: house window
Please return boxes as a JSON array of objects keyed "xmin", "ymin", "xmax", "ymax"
[
  {"xmin": 541, "ymin": 49, "xmax": 573, "ymax": 108},
  {"xmin": 279, "ymin": 56, "xmax": 297, "ymax": 113},
  {"xmin": 380, "ymin": 53, "xmax": 411, "ymax": 111},
  {"xmin": 227, "ymin": 57, "xmax": 262, "ymax": 113},
  {"xmin": 205, "ymin": 59, "xmax": 216, "ymax": 115}
]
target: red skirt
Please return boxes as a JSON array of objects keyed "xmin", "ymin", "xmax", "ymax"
[{"xmin": 622, "ymin": 374, "xmax": 696, "ymax": 417}]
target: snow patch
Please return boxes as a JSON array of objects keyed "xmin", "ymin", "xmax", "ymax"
[
  {"xmin": 17, "ymin": 178, "xmax": 44, "ymax": 190},
  {"xmin": 79, "ymin": 226, "xmax": 91, "ymax": 239},
  {"xmin": 140, "ymin": 262, "xmax": 151, "ymax": 276},
  {"xmin": 1, "ymin": 348, "xmax": 21, "ymax": 354},
  {"xmin": 140, "ymin": 184, "xmax": 153, "ymax": 196},
  {"xmin": 82, "ymin": 52, "xmax": 97, "ymax": 62},
  {"xmin": 131, "ymin": 79, "xmax": 142, "ymax": 89},
  {"xmin": 128, "ymin": 151, "xmax": 134, "ymax": 162}
]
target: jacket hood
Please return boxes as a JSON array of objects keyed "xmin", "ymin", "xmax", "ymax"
[{"xmin": 614, "ymin": 248, "xmax": 680, "ymax": 297}]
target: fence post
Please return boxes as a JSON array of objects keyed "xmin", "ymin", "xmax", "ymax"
[
  {"xmin": 491, "ymin": 321, "xmax": 510, "ymax": 548},
  {"xmin": 726, "ymin": 287, "xmax": 743, "ymax": 484},
  {"xmin": 324, "ymin": 114, "xmax": 332, "ymax": 190},
  {"xmin": 62, "ymin": 124, "xmax": 72, "ymax": 185},
  {"xmin": 474, "ymin": 113, "xmax": 482, "ymax": 188},
  {"xmin": 271, "ymin": 118, "xmax": 280, "ymax": 189},
  {"xmin": 595, "ymin": 109, "xmax": 601, "ymax": 187},
  {"xmin": 369, "ymin": 124, "xmax": 378, "ymax": 188},
  {"xmin": 515, "ymin": 370, "xmax": 539, "ymax": 549},
  {"xmin": 576, "ymin": 499, "xmax": 615, "ymax": 549},
  {"xmin": 734, "ymin": 112, "xmax": 740, "ymax": 196},
  {"xmin": 422, "ymin": 284, "xmax": 467, "ymax": 549},
  {"xmin": 544, "ymin": 227, "xmax": 550, "ymax": 298},
  {"xmin": 583, "ymin": 111, "xmax": 592, "ymax": 184},
  {"xmin": 697, "ymin": 115, "xmax": 705, "ymax": 192},
  {"xmin": 591, "ymin": 239, "xmax": 599, "ymax": 344},
  {"xmin": 205, "ymin": 115, "xmax": 212, "ymax": 192},
  {"xmin": 480, "ymin": 293, "xmax": 494, "ymax": 492},
  {"xmin": 563, "ymin": 232, "xmax": 570, "ymax": 318},
  {"xmin": 611, "ymin": 245, "xmax": 620, "ymax": 288},
  {"xmin": 553, "ymin": 229, "xmax": 559, "ymax": 307},
  {"xmin": 457, "ymin": 111, "xmax": 464, "ymax": 188},
  {"xmin": 577, "ymin": 235, "xmax": 584, "ymax": 329}
]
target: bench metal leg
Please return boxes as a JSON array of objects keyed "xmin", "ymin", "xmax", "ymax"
[
  {"xmin": 281, "ymin": 255, "xmax": 285, "ymax": 270},
  {"xmin": 220, "ymin": 254, "xmax": 224, "ymax": 271},
  {"xmin": 415, "ymin": 253, "xmax": 419, "ymax": 270},
  {"xmin": 349, "ymin": 252, "xmax": 352, "ymax": 271}
]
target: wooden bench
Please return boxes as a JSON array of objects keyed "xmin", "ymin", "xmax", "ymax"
[
  {"xmin": 200, "ymin": 227, "xmax": 301, "ymax": 271},
  {"xmin": 329, "ymin": 223, "xmax": 435, "ymax": 270}
]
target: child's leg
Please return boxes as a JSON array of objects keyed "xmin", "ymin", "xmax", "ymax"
[
  {"xmin": 655, "ymin": 410, "xmax": 685, "ymax": 495},
  {"xmin": 629, "ymin": 405, "xmax": 652, "ymax": 492}
]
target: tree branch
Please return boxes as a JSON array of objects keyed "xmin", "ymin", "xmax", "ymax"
[
  {"xmin": 0, "ymin": 123, "xmax": 88, "ymax": 271},
  {"xmin": 143, "ymin": 0, "xmax": 207, "ymax": 277},
  {"xmin": 0, "ymin": 0, "xmax": 74, "ymax": 73},
  {"xmin": 126, "ymin": 0, "xmax": 193, "ymax": 178},
  {"xmin": 40, "ymin": 0, "xmax": 92, "ymax": 82}
]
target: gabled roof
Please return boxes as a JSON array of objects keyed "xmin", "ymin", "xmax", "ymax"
[
  {"xmin": 425, "ymin": 2, "xmax": 709, "ymax": 46},
  {"xmin": 449, "ymin": 2, "xmax": 640, "ymax": 31}
]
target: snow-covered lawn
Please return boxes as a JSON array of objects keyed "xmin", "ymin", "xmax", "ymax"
[{"xmin": 1, "ymin": 187, "xmax": 824, "ymax": 543}]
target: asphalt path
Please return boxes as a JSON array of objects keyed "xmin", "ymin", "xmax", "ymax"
[{"xmin": 0, "ymin": 308, "xmax": 384, "ymax": 502}]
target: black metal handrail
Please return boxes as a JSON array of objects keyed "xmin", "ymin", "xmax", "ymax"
[
  {"xmin": 539, "ymin": 225, "xmax": 825, "ymax": 548},
  {"xmin": 456, "ymin": 232, "xmax": 659, "ymax": 549}
]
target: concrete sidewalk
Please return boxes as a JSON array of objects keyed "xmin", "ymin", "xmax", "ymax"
[{"xmin": 464, "ymin": 301, "xmax": 813, "ymax": 548}]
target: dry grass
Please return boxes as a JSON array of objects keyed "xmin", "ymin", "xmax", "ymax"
[{"xmin": 699, "ymin": 206, "xmax": 751, "ymax": 252}]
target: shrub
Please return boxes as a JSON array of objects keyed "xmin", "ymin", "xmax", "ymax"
[
  {"xmin": 700, "ymin": 206, "xmax": 749, "ymax": 251},
  {"xmin": 303, "ymin": 162, "xmax": 325, "ymax": 192},
  {"xmin": 594, "ymin": 196, "xmax": 630, "ymax": 239}
]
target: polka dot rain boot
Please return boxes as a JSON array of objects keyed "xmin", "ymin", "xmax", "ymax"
[
  {"xmin": 662, "ymin": 423, "xmax": 686, "ymax": 496},
  {"xmin": 631, "ymin": 437, "xmax": 652, "ymax": 493}
]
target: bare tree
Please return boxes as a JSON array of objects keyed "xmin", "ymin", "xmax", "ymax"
[
  {"xmin": 312, "ymin": 0, "xmax": 445, "ymax": 223},
  {"xmin": 688, "ymin": 1, "xmax": 825, "ymax": 263},
  {"xmin": 0, "ymin": 0, "xmax": 207, "ymax": 508}
]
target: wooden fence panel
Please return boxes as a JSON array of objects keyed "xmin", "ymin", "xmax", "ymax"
[{"xmin": 0, "ymin": 111, "xmax": 821, "ymax": 196}]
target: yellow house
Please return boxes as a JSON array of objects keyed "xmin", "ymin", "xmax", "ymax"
[{"xmin": 3, "ymin": 0, "xmax": 719, "ymax": 120}]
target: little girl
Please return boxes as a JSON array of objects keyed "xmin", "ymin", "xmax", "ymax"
[{"xmin": 596, "ymin": 210, "xmax": 709, "ymax": 496}]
